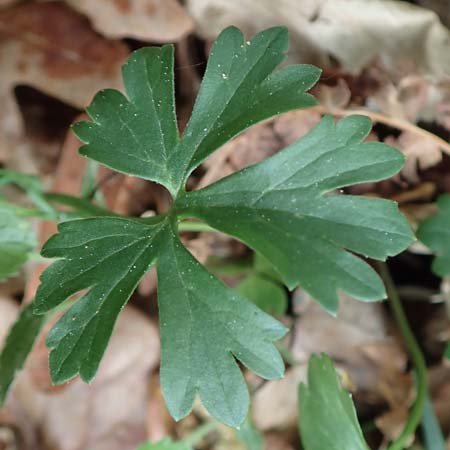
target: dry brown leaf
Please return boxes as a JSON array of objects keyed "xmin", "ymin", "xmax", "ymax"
[
  {"xmin": 0, "ymin": 1, "xmax": 128, "ymax": 109},
  {"xmin": 0, "ymin": 296, "xmax": 20, "ymax": 346},
  {"xmin": 252, "ymin": 364, "xmax": 308, "ymax": 430},
  {"xmin": 264, "ymin": 432, "xmax": 296, "ymax": 450},
  {"xmin": 198, "ymin": 110, "xmax": 321, "ymax": 188},
  {"xmin": 315, "ymin": 79, "xmax": 351, "ymax": 113},
  {"xmin": 418, "ymin": 0, "xmax": 450, "ymax": 27},
  {"xmin": 146, "ymin": 372, "xmax": 173, "ymax": 442},
  {"xmin": 272, "ymin": 110, "xmax": 322, "ymax": 145},
  {"xmin": 138, "ymin": 267, "xmax": 158, "ymax": 297},
  {"xmin": 375, "ymin": 407, "xmax": 412, "ymax": 446},
  {"xmin": 65, "ymin": 0, "xmax": 193, "ymax": 42},
  {"xmin": 0, "ymin": 0, "xmax": 17, "ymax": 8},
  {"xmin": 428, "ymin": 364, "xmax": 450, "ymax": 435},
  {"xmin": 184, "ymin": 231, "xmax": 242, "ymax": 264},
  {"xmin": 10, "ymin": 307, "xmax": 160, "ymax": 450},
  {"xmin": 0, "ymin": 297, "xmax": 41, "ymax": 450},
  {"xmin": 187, "ymin": 0, "xmax": 450, "ymax": 78},
  {"xmin": 0, "ymin": 1, "xmax": 128, "ymax": 177},
  {"xmin": 198, "ymin": 122, "xmax": 279, "ymax": 188},
  {"xmin": 368, "ymin": 72, "xmax": 450, "ymax": 133},
  {"xmin": 385, "ymin": 131, "xmax": 442, "ymax": 183},
  {"xmin": 291, "ymin": 291, "xmax": 411, "ymax": 440}
]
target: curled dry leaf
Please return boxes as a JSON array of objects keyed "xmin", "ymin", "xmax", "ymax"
[
  {"xmin": 0, "ymin": 0, "xmax": 16, "ymax": 8},
  {"xmin": 385, "ymin": 131, "xmax": 442, "ymax": 184},
  {"xmin": 370, "ymin": 75, "xmax": 431, "ymax": 122},
  {"xmin": 0, "ymin": 297, "xmax": 41, "ymax": 450},
  {"xmin": 375, "ymin": 408, "xmax": 413, "ymax": 447},
  {"xmin": 198, "ymin": 121, "xmax": 279, "ymax": 188},
  {"xmin": 315, "ymin": 79, "xmax": 352, "ymax": 113},
  {"xmin": 417, "ymin": 0, "xmax": 450, "ymax": 27},
  {"xmin": 0, "ymin": 1, "xmax": 128, "ymax": 109},
  {"xmin": 253, "ymin": 291, "xmax": 409, "ymax": 431},
  {"xmin": 11, "ymin": 307, "xmax": 160, "ymax": 450},
  {"xmin": 253, "ymin": 364, "xmax": 308, "ymax": 430},
  {"xmin": 187, "ymin": 0, "xmax": 450, "ymax": 77},
  {"xmin": 65, "ymin": 0, "xmax": 194, "ymax": 42},
  {"xmin": 0, "ymin": 1, "xmax": 128, "ymax": 171},
  {"xmin": 272, "ymin": 109, "xmax": 322, "ymax": 145},
  {"xmin": 428, "ymin": 365, "xmax": 450, "ymax": 435},
  {"xmin": 0, "ymin": 296, "xmax": 20, "ymax": 347},
  {"xmin": 264, "ymin": 432, "xmax": 296, "ymax": 450}
]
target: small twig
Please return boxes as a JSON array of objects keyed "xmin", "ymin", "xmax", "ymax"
[{"xmin": 312, "ymin": 105, "xmax": 450, "ymax": 156}]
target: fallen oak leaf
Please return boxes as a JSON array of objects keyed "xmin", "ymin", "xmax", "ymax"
[
  {"xmin": 0, "ymin": 1, "xmax": 128, "ymax": 109},
  {"xmin": 65, "ymin": 0, "xmax": 194, "ymax": 43}
]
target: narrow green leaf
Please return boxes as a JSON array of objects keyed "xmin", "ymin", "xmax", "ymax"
[
  {"xmin": 236, "ymin": 274, "xmax": 287, "ymax": 316},
  {"xmin": 417, "ymin": 194, "xmax": 450, "ymax": 277},
  {"xmin": 298, "ymin": 354, "xmax": 370, "ymax": 450},
  {"xmin": 157, "ymin": 226, "xmax": 286, "ymax": 427},
  {"xmin": 136, "ymin": 438, "xmax": 191, "ymax": 450},
  {"xmin": 417, "ymin": 195, "xmax": 450, "ymax": 360},
  {"xmin": 177, "ymin": 115, "xmax": 414, "ymax": 313},
  {"xmin": 33, "ymin": 217, "xmax": 166, "ymax": 383},
  {"xmin": 0, "ymin": 303, "xmax": 46, "ymax": 404},
  {"xmin": 421, "ymin": 394, "xmax": 446, "ymax": 450},
  {"xmin": 0, "ymin": 168, "xmax": 43, "ymax": 192},
  {"xmin": 73, "ymin": 46, "xmax": 179, "ymax": 195},
  {"xmin": 0, "ymin": 206, "xmax": 36, "ymax": 281}
]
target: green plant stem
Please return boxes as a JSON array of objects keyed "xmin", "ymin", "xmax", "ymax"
[
  {"xmin": 377, "ymin": 262, "xmax": 427, "ymax": 450},
  {"xmin": 43, "ymin": 193, "xmax": 118, "ymax": 217},
  {"xmin": 182, "ymin": 421, "xmax": 219, "ymax": 447},
  {"xmin": 421, "ymin": 393, "xmax": 446, "ymax": 450},
  {"xmin": 0, "ymin": 203, "xmax": 54, "ymax": 220},
  {"xmin": 178, "ymin": 221, "xmax": 216, "ymax": 233},
  {"xmin": 275, "ymin": 341, "xmax": 299, "ymax": 366}
]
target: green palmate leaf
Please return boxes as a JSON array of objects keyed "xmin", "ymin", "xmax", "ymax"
[
  {"xmin": 176, "ymin": 115, "xmax": 414, "ymax": 313},
  {"xmin": 298, "ymin": 354, "xmax": 370, "ymax": 450},
  {"xmin": 0, "ymin": 303, "xmax": 46, "ymax": 403},
  {"xmin": 417, "ymin": 195, "xmax": 450, "ymax": 277},
  {"xmin": 0, "ymin": 206, "xmax": 36, "ymax": 281},
  {"xmin": 73, "ymin": 45, "xmax": 179, "ymax": 194},
  {"xmin": 253, "ymin": 252, "xmax": 283, "ymax": 283},
  {"xmin": 157, "ymin": 226, "xmax": 285, "ymax": 426},
  {"xmin": 21, "ymin": 26, "xmax": 414, "ymax": 428},
  {"xmin": 73, "ymin": 26, "xmax": 320, "ymax": 196},
  {"xmin": 170, "ymin": 26, "xmax": 320, "ymax": 189},
  {"xmin": 417, "ymin": 195, "xmax": 450, "ymax": 360},
  {"xmin": 236, "ymin": 274, "xmax": 287, "ymax": 316},
  {"xmin": 33, "ymin": 216, "xmax": 166, "ymax": 383},
  {"xmin": 33, "ymin": 217, "xmax": 285, "ymax": 426}
]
